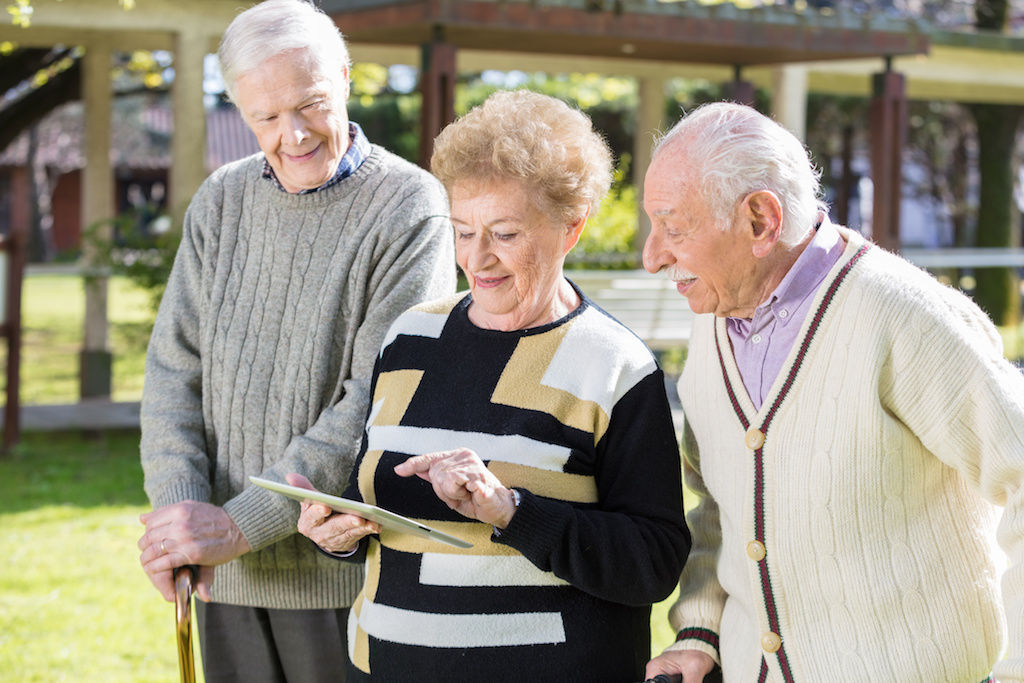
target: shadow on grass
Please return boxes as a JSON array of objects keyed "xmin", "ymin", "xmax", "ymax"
[{"xmin": 0, "ymin": 430, "xmax": 148, "ymax": 514}]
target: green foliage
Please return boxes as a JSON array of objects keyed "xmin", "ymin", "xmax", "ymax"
[
  {"xmin": 7, "ymin": 0, "xmax": 137, "ymax": 27},
  {"xmin": 456, "ymin": 72, "xmax": 637, "ymax": 116},
  {"xmin": 345, "ymin": 63, "xmax": 422, "ymax": 163},
  {"xmin": 967, "ymin": 101, "xmax": 1023, "ymax": 325},
  {"xmin": 657, "ymin": 346, "xmax": 689, "ymax": 378},
  {"xmin": 570, "ymin": 156, "xmax": 640, "ymax": 269},
  {"xmin": 348, "ymin": 92, "xmax": 420, "ymax": 163},
  {"xmin": 111, "ymin": 50, "xmax": 169, "ymax": 91},
  {"xmin": 350, "ymin": 63, "xmax": 390, "ymax": 99},
  {"xmin": 974, "ymin": 267, "xmax": 1018, "ymax": 326},
  {"xmin": 974, "ymin": 0, "xmax": 1011, "ymax": 30},
  {"xmin": 455, "ymin": 73, "xmax": 638, "ymax": 162},
  {"xmin": 6, "ymin": 0, "xmax": 31, "ymax": 27},
  {"xmin": 665, "ymin": 78, "xmax": 772, "ymax": 122},
  {"xmin": 450, "ymin": 75, "xmax": 644, "ymax": 266},
  {"xmin": 84, "ymin": 208, "xmax": 181, "ymax": 315}
]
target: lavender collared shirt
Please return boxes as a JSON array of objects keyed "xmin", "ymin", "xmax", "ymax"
[{"xmin": 726, "ymin": 218, "xmax": 845, "ymax": 410}]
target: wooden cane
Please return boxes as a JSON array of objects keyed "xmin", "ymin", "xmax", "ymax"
[{"xmin": 174, "ymin": 566, "xmax": 197, "ymax": 683}]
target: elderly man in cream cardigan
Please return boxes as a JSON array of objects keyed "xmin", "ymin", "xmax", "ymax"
[{"xmin": 643, "ymin": 102, "xmax": 1024, "ymax": 683}]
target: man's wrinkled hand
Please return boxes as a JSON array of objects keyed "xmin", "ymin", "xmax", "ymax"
[
  {"xmin": 645, "ymin": 649, "xmax": 716, "ymax": 682},
  {"xmin": 138, "ymin": 500, "xmax": 250, "ymax": 602}
]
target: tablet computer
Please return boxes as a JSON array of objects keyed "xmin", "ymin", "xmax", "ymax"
[{"xmin": 249, "ymin": 476, "xmax": 473, "ymax": 549}]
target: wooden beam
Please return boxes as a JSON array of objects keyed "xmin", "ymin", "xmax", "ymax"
[
  {"xmin": 868, "ymin": 69, "xmax": 907, "ymax": 253},
  {"xmin": 417, "ymin": 40, "xmax": 456, "ymax": 170}
]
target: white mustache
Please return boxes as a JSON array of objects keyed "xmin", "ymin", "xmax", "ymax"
[{"xmin": 665, "ymin": 266, "xmax": 696, "ymax": 282}]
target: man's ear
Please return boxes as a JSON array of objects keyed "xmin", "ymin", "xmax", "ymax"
[
  {"xmin": 744, "ymin": 190, "xmax": 783, "ymax": 258},
  {"xmin": 340, "ymin": 67, "xmax": 351, "ymax": 100}
]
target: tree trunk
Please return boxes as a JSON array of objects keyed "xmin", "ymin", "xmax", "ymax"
[
  {"xmin": 975, "ymin": 0, "xmax": 1007, "ymax": 29},
  {"xmin": 968, "ymin": 103, "xmax": 1021, "ymax": 324},
  {"xmin": 966, "ymin": 0, "xmax": 1021, "ymax": 325}
]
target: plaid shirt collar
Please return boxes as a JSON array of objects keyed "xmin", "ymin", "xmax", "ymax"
[{"xmin": 261, "ymin": 121, "xmax": 371, "ymax": 194}]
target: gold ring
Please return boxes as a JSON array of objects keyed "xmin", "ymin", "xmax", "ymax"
[{"xmin": 160, "ymin": 540, "xmax": 167, "ymax": 555}]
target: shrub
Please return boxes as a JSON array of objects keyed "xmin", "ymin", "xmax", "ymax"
[
  {"xmin": 84, "ymin": 206, "xmax": 180, "ymax": 314},
  {"xmin": 569, "ymin": 155, "xmax": 639, "ymax": 269}
]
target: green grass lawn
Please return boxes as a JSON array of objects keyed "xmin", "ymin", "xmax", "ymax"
[
  {"xmin": 15, "ymin": 274, "xmax": 152, "ymax": 405},
  {"xmin": 0, "ymin": 431, "xmax": 195, "ymax": 682}
]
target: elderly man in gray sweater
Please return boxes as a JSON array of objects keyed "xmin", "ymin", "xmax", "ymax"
[{"xmin": 135, "ymin": 1, "xmax": 455, "ymax": 680}]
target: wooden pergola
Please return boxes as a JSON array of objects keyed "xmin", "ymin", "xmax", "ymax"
[
  {"xmin": 323, "ymin": 0, "xmax": 929, "ymax": 252},
  {"xmin": 12, "ymin": 0, "xmax": 1024, "ymax": 409}
]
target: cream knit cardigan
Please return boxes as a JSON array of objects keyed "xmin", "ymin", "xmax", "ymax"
[{"xmin": 668, "ymin": 228, "xmax": 1024, "ymax": 682}]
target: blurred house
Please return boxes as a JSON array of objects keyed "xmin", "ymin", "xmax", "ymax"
[{"xmin": 0, "ymin": 96, "xmax": 258, "ymax": 257}]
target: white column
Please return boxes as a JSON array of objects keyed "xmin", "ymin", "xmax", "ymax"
[
  {"xmin": 634, "ymin": 76, "xmax": 665, "ymax": 257},
  {"xmin": 170, "ymin": 30, "xmax": 209, "ymax": 216},
  {"xmin": 80, "ymin": 41, "xmax": 113, "ymax": 399},
  {"xmin": 772, "ymin": 65, "xmax": 808, "ymax": 140}
]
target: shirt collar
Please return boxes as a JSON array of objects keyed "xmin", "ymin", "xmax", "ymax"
[
  {"xmin": 261, "ymin": 121, "xmax": 371, "ymax": 194},
  {"xmin": 759, "ymin": 216, "xmax": 842, "ymax": 321},
  {"xmin": 728, "ymin": 216, "xmax": 843, "ymax": 335}
]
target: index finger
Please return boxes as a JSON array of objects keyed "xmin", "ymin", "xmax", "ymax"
[
  {"xmin": 139, "ymin": 503, "xmax": 178, "ymax": 529},
  {"xmin": 394, "ymin": 451, "xmax": 450, "ymax": 477}
]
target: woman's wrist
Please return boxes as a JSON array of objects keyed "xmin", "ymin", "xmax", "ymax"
[
  {"xmin": 313, "ymin": 539, "xmax": 359, "ymax": 559},
  {"xmin": 495, "ymin": 487, "xmax": 521, "ymax": 530}
]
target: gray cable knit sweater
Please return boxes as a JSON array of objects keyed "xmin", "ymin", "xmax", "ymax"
[{"xmin": 140, "ymin": 146, "xmax": 455, "ymax": 609}]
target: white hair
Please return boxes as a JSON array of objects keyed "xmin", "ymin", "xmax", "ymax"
[
  {"xmin": 217, "ymin": 0, "xmax": 351, "ymax": 102},
  {"xmin": 652, "ymin": 102, "xmax": 824, "ymax": 247}
]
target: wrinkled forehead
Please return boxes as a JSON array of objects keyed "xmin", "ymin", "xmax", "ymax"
[{"xmin": 644, "ymin": 152, "xmax": 698, "ymax": 210}]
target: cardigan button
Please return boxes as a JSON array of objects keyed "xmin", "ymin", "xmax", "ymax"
[
  {"xmin": 746, "ymin": 540, "xmax": 766, "ymax": 562},
  {"xmin": 745, "ymin": 427, "xmax": 765, "ymax": 450},
  {"xmin": 761, "ymin": 631, "xmax": 782, "ymax": 653}
]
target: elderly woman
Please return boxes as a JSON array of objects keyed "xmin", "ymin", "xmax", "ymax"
[{"xmin": 288, "ymin": 90, "xmax": 689, "ymax": 681}]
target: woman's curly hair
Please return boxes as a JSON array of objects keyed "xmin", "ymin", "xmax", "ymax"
[{"xmin": 431, "ymin": 89, "xmax": 613, "ymax": 225}]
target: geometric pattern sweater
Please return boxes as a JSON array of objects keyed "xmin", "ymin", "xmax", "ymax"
[
  {"xmin": 140, "ymin": 146, "xmax": 455, "ymax": 610},
  {"xmin": 667, "ymin": 228, "xmax": 1024, "ymax": 682},
  {"xmin": 342, "ymin": 289, "xmax": 691, "ymax": 681}
]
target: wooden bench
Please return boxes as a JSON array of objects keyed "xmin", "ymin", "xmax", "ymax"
[{"xmin": 567, "ymin": 269, "xmax": 694, "ymax": 350}]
